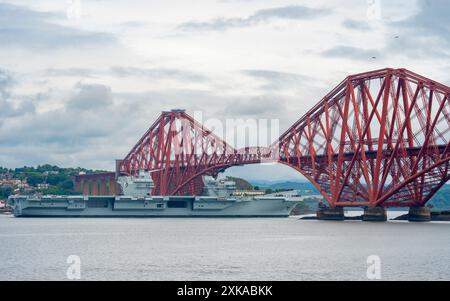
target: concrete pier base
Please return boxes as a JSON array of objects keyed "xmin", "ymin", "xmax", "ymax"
[
  {"xmin": 363, "ymin": 207, "xmax": 387, "ymax": 222},
  {"xmin": 408, "ymin": 206, "xmax": 431, "ymax": 222},
  {"xmin": 317, "ymin": 207, "xmax": 344, "ymax": 221}
]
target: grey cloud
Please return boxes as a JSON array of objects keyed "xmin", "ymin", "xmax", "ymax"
[
  {"xmin": 0, "ymin": 86, "xmax": 227, "ymax": 169},
  {"xmin": 0, "ymin": 106, "xmax": 125, "ymax": 169},
  {"xmin": 219, "ymin": 94, "xmax": 302, "ymax": 142},
  {"xmin": 46, "ymin": 68, "xmax": 96, "ymax": 78},
  {"xmin": 322, "ymin": 46, "xmax": 380, "ymax": 60},
  {"xmin": 243, "ymin": 70, "xmax": 309, "ymax": 81},
  {"xmin": 1, "ymin": 86, "xmax": 223, "ymax": 150},
  {"xmin": 114, "ymin": 89, "xmax": 288, "ymax": 120},
  {"xmin": 0, "ymin": 85, "xmax": 138, "ymax": 169},
  {"xmin": 342, "ymin": 19, "xmax": 372, "ymax": 31},
  {"xmin": 386, "ymin": 0, "xmax": 450, "ymax": 58},
  {"xmin": 44, "ymin": 66, "xmax": 207, "ymax": 82},
  {"xmin": 0, "ymin": 68, "xmax": 14, "ymax": 99},
  {"xmin": 114, "ymin": 89, "xmax": 220, "ymax": 114},
  {"xmin": 224, "ymin": 95, "xmax": 286, "ymax": 116},
  {"xmin": 0, "ymin": 83, "xmax": 303, "ymax": 169},
  {"xmin": 110, "ymin": 66, "xmax": 207, "ymax": 82},
  {"xmin": 385, "ymin": 34, "xmax": 449, "ymax": 59},
  {"xmin": 325, "ymin": 0, "xmax": 450, "ymax": 61},
  {"xmin": 243, "ymin": 69, "xmax": 312, "ymax": 90},
  {"xmin": 395, "ymin": 0, "xmax": 449, "ymax": 43},
  {"xmin": 0, "ymin": 69, "xmax": 35, "ymax": 118},
  {"xmin": 0, "ymin": 3, "xmax": 116, "ymax": 50},
  {"xmin": 67, "ymin": 83, "xmax": 113, "ymax": 111},
  {"xmin": 120, "ymin": 21, "xmax": 149, "ymax": 28},
  {"xmin": 253, "ymin": 5, "xmax": 328, "ymax": 20},
  {"xmin": 4, "ymin": 112, "xmax": 109, "ymax": 147},
  {"xmin": 178, "ymin": 5, "xmax": 329, "ymax": 31}
]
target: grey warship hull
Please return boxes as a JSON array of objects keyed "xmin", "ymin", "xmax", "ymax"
[{"xmin": 8, "ymin": 195, "xmax": 299, "ymax": 218}]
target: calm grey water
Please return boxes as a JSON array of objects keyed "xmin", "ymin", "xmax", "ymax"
[{"xmin": 1, "ymin": 212, "xmax": 450, "ymax": 281}]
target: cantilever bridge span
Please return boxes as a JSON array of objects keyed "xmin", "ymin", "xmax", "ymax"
[{"xmin": 119, "ymin": 68, "xmax": 450, "ymax": 208}]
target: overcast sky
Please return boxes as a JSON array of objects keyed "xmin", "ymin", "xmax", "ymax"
[{"xmin": 0, "ymin": 0, "xmax": 449, "ymax": 181}]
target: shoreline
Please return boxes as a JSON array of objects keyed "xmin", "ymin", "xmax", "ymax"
[
  {"xmin": 298, "ymin": 210, "xmax": 450, "ymax": 221},
  {"xmin": 392, "ymin": 211, "xmax": 450, "ymax": 221}
]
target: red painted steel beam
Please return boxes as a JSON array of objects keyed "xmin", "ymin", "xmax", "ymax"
[{"xmin": 118, "ymin": 68, "xmax": 450, "ymax": 208}]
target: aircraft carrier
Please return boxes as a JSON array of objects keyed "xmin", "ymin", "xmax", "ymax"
[{"xmin": 8, "ymin": 173, "xmax": 300, "ymax": 217}]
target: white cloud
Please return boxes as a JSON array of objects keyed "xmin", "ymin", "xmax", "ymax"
[
  {"xmin": 0, "ymin": 3, "xmax": 116, "ymax": 50},
  {"xmin": 178, "ymin": 5, "xmax": 329, "ymax": 31}
]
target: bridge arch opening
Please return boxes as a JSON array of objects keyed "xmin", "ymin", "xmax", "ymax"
[
  {"xmin": 168, "ymin": 161, "xmax": 330, "ymax": 204},
  {"xmin": 221, "ymin": 162, "xmax": 328, "ymax": 202},
  {"xmin": 222, "ymin": 163, "xmax": 306, "ymax": 184}
]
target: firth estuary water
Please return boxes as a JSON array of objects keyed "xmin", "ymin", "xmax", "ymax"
[{"xmin": 1, "ymin": 212, "xmax": 450, "ymax": 281}]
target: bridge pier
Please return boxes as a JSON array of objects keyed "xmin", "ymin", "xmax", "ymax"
[
  {"xmin": 317, "ymin": 207, "xmax": 344, "ymax": 221},
  {"xmin": 408, "ymin": 206, "xmax": 431, "ymax": 222},
  {"xmin": 363, "ymin": 207, "xmax": 387, "ymax": 222}
]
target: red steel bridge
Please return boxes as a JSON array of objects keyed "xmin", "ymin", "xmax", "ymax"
[{"xmin": 119, "ymin": 68, "xmax": 450, "ymax": 208}]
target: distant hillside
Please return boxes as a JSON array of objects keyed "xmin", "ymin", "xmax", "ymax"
[
  {"xmin": 226, "ymin": 176, "xmax": 253, "ymax": 190},
  {"xmin": 249, "ymin": 179, "xmax": 450, "ymax": 210},
  {"xmin": 249, "ymin": 180, "xmax": 319, "ymax": 195},
  {"xmin": 429, "ymin": 185, "xmax": 450, "ymax": 210},
  {"xmin": 0, "ymin": 164, "xmax": 108, "ymax": 199},
  {"xmin": 250, "ymin": 179, "xmax": 310, "ymax": 186}
]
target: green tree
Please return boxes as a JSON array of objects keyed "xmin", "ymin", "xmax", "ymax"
[
  {"xmin": 47, "ymin": 174, "xmax": 67, "ymax": 186},
  {"xmin": 0, "ymin": 187, "xmax": 13, "ymax": 199},
  {"xmin": 60, "ymin": 179, "xmax": 74, "ymax": 190},
  {"xmin": 26, "ymin": 173, "xmax": 46, "ymax": 186}
]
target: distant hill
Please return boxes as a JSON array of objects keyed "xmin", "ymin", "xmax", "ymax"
[
  {"xmin": 249, "ymin": 179, "xmax": 450, "ymax": 210},
  {"xmin": 429, "ymin": 185, "xmax": 450, "ymax": 210},
  {"xmin": 0, "ymin": 164, "xmax": 108, "ymax": 199},
  {"xmin": 249, "ymin": 180, "xmax": 319, "ymax": 195},
  {"xmin": 250, "ymin": 179, "xmax": 310, "ymax": 186},
  {"xmin": 226, "ymin": 176, "xmax": 253, "ymax": 190}
]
